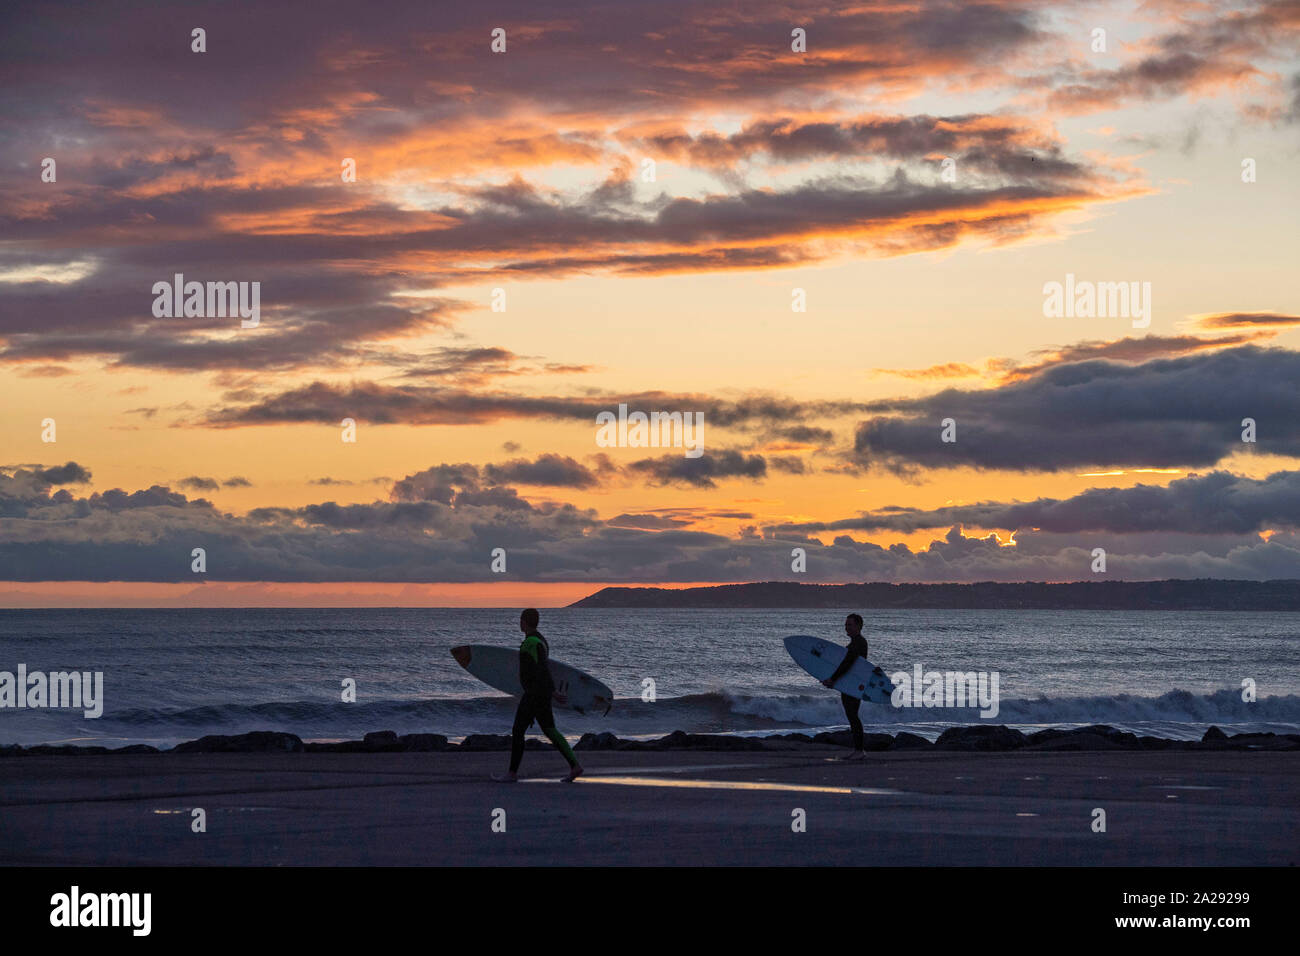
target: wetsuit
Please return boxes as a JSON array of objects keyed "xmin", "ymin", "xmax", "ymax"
[
  {"xmin": 508, "ymin": 630, "xmax": 579, "ymax": 773},
  {"xmin": 829, "ymin": 633, "xmax": 869, "ymax": 750}
]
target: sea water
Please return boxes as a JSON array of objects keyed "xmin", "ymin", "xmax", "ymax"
[{"xmin": 0, "ymin": 607, "xmax": 1295, "ymax": 748}]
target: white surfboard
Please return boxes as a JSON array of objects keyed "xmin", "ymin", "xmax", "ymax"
[
  {"xmin": 784, "ymin": 635, "xmax": 896, "ymax": 703},
  {"xmin": 450, "ymin": 644, "xmax": 614, "ymax": 716}
]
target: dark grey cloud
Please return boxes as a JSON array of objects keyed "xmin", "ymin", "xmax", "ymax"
[
  {"xmin": 33, "ymin": 462, "xmax": 92, "ymax": 485},
  {"xmin": 482, "ymin": 454, "xmax": 599, "ymax": 489},
  {"xmin": 206, "ymin": 381, "xmax": 870, "ymax": 429},
  {"xmin": 5, "ymin": 458, "xmax": 1300, "ymax": 583},
  {"xmin": 0, "ymin": 0, "xmax": 1137, "ymax": 378},
  {"xmin": 1000, "ymin": 332, "xmax": 1276, "ymax": 380},
  {"xmin": 774, "ymin": 469, "xmax": 1300, "ymax": 536},
  {"xmin": 0, "ymin": 270, "xmax": 463, "ymax": 373},
  {"xmin": 776, "ymin": 425, "xmax": 835, "ymax": 444},
  {"xmin": 1043, "ymin": 0, "xmax": 1300, "ymax": 114},
  {"xmin": 606, "ymin": 513, "xmax": 692, "ymax": 530},
  {"xmin": 397, "ymin": 347, "xmax": 516, "ymax": 381},
  {"xmin": 0, "ymin": 1, "xmax": 1050, "ymax": 139},
  {"xmin": 768, "ymin": 455, "xmax": 807, "ymax": 474},
  {"xmin": 4, "ymin": 467, "xmax": 1299, "ymax": 582},
  {"xmin": 389, "ymin": 464, "xmax": 482, "ymax": 504},
  {"xmin": 0, "ymin": 462, "xmax": 94, "ymax": 516},
  {"xmin": 89, "ymin": 486, "xmax": 207, "ymax": 511},
  {"xmin": 389, "ymin": 454, "xmax": 600, "ymax": 507},
  {"xmin": 852, "ymin": 346, "xmax": 1300, "ymax": 473},
  {"xmin": 633, "ymin": 114, "xmax": 1090, "ymax": 181},
  {"xmin": 628, "ymin": 450, "xmax": 768, "ymax": 488}
]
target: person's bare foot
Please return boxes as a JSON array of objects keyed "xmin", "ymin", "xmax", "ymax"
[
  {"xmin": 492, "ymin": 771, "xmax": 518, "ymax": 782},
  {"xmin": 838, "ymin": 750, "xmax": 866, "ymax": 761},
  {"xmin": 565, "ymin": 764, "xmax": 585, "ymax": 782}
]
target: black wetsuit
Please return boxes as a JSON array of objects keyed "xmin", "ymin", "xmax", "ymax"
[
  {"xmin": 829, "ymin": 634, "xmax": 869, "ymax": 750},
  {"xmin": 508, "ymin": 630, "xmax": 577, "ymax": 773}
]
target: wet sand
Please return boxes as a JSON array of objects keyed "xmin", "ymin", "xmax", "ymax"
[{"xmin": 1, "ymin": 749, "xmax": 1295, "ymax": 866}]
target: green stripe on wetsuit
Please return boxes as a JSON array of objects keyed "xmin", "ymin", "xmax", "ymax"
[
  {"xmin": 519, "ymin": 631, "xmax": 577, "ymax": 765},
  {"xmin": 543, "ymin": 726, "xmax": 577, "ymax": 764}
]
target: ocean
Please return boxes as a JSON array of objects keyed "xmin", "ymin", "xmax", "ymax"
[{"xmin": 0, "ymin": 607, "xmax": 1296, "ymax": 748}]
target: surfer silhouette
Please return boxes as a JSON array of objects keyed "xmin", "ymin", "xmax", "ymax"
[
  {"xmin": 494, "ymin": 608, "xmax": 584, "ymax": 783},
  {"xmin": 822, "ymin": 613, "xmax": 869, "ymax": 759}
]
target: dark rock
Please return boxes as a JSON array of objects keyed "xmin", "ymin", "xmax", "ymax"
[
  {"xmin": 172, "ymin": 731, "xmax": 303, "ymax": 753},
  {"xmin": 934, "ymin": 725, "xmax": 1026, "ymax": 751},
  {"xmin": 1024, "ymin": 725, "xmax": 1142, "ymax": 751},
  {"xmin": 16, "ymin": 723, "xmax": 1282, "ymax": 758},
  {"xmin": 654, "ymin": 730, "xmax": 764, "ymax": 751},
  {"xmin": 1091, "ymin": 724, "xmax": 1141, "ymax": 747},
  {"xmin": 363, "ymin": 730, "xmax": 400, "ymax": 752}
]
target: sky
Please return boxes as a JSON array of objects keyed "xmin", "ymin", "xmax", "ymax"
[{"xmin": 1, "ymin": 0, "xmax": 1299, "ymax": 606}]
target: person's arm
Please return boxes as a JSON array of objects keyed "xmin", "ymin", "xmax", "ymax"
[
  {"xmin": 825, "ymin": 637, "xmax": 867, "ymax": 685},
  {"xmin": 519, "ymin": 638, "xmax": 542, "ymax": 695}
]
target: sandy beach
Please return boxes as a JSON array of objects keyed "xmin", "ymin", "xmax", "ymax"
[{"xmin": 2, "ymin": 747, "xmax": 1295, "ymax": 866}]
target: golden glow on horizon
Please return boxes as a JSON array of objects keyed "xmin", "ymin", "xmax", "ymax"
[{"xmin": 1076, "ymin": 469, "xmax": 1184, "ymax": 477}]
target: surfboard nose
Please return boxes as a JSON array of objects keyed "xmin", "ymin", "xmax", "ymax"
[{"xmin": 450, "ymin": 645, "xmax": 472, "ymax": 667}]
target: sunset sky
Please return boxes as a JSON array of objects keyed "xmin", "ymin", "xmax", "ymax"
[{"xmin": 2, "ymin": 0, "xmax": 1299, "ymax": 605}]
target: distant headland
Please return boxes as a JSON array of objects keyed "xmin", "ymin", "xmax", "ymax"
[{"xmin": 568, "ymin": 579, "xmax": 1300, "ymax": 610}]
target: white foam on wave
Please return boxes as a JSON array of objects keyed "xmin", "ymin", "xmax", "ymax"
[{"xmin": 720, "ymin": 687, "xmax": 1300, "ymax": 738}]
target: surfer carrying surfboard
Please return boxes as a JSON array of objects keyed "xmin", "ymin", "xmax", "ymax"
[
  {"xmin": 495, "ymin": 608, "xmax": 584, "ymax": 783},
  {"xmin": 822, "ymin": 613, "xmax": 870, "ymax": 760}
]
